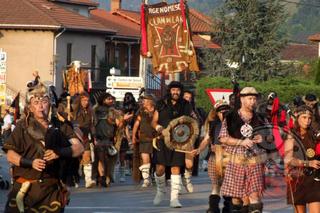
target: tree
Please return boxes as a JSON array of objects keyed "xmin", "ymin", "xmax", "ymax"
[{"xmin": 203, "ymin": 0, "xmax": 287, "ymax": 81}]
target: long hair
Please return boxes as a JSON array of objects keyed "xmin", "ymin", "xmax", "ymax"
[
  {"xmin": 123, "ymin": 92, "xmax": 138, "ymax": 114},
  {"xmin": 203, "ymin": 108, "xmax": 218, "ymax": 135},
  {"xmin": 73, "ymin": 92, "xmax": 93, "ymax": 120},
  {"xmin": 97, "ymin": 93, "xmax": 112, "ymax": 106},
  {"xmin": 293, "ymin": 105, "xmax": 313, "ymax": 136}
]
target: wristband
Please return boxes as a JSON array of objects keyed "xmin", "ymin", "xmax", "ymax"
[
  {"xmin": 196, "ymin": 148, "xmax": 201, "ymax": 155},
  {"xmin": 20, "ymin": 157, "xmax": 33, "ymax": 168},
  {"xmin": 156, "ymin": 125, "xmax": 163, "ymax": 132},
  {"xmin": 303, "ymin": 160, "xmax": 309, "ymax": 167},
  {"xmin": 56, "ymin": 146, "xmax": 73, "ymax": 158}
]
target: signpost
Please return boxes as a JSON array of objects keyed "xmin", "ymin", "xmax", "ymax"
[
  {"xmin": 106, "ymin": 68, "xmax": 144, "ymax": 101},
  {"xmin": 205, "ymin": 89, "xmax": 233, "ymax": 105},
  {"xmin": 106, "ymin": 76, "xmax": 143, "ymax": 89},
  {"xmin": 106, "ymin": 89, "xmax": 141, "ymax": 101}
]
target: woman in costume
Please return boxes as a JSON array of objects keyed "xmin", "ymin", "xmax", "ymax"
[
  {"xmin": 192, "ymin": 100, "xmax": 231, "ymax": 213},
  {"xmin": 284, "ymin": 105, "xmax": 320, "ymax": 213}
]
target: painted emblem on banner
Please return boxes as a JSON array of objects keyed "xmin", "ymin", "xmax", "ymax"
[{"xmin": 143, "ymin": 2, "xmax": 199, "ymax": 74}]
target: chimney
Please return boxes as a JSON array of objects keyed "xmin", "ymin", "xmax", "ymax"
[{"xmin": 111, "ymin": 0, "xmax": 121, "ymax": 11}]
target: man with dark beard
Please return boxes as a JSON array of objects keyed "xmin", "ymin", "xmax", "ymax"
[{"xmin": 152, "ymin": 81, "xmax": 194, "ymax": 208}]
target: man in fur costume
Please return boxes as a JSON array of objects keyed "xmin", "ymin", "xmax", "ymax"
[
  {"xmin": 71, "ymin": 92, "xmax": 96, "ymax": 188},
  {"xmin": 151, "ymin": 81, "xmax": 195, "ymax": 208},
  {"xmin": 93, "ymin": 93, "xmax": 120, "ymax": 187},
  {"xmin": 63, "ymin": 61, "xmax": 88, "ymax": 97},
  {"xmin": 132, "ymin": 94, "xmax": 156, "ymax": 187},
  {"xmin": 2, "ymin": 74, "xmax": 84, "ymax": 212},
  {"xmin": 219, "ymin": 87, "xmax": 267, "ymax": 213}
]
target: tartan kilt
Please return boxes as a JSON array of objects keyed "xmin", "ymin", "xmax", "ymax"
[
  {"xmin": 207, "ymin": 154, "xmax": 219, "ymax": 186},
  {"xmin": 221, "ymin": 162, "xmax": 265, "ymax": 198}
]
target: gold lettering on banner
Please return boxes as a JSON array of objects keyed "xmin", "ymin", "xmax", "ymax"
[
  {"xmin": 151, "ymin": 16, "xmax": 183, "ymax": 26},
  {"xmin": 148, "ymin": 4, "xmax": 181, "ymax": 14}
]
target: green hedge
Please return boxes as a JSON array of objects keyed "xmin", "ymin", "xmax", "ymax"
[{"xmin": 195, "ymin": 76, "xmax": 320, "ymax": 112}]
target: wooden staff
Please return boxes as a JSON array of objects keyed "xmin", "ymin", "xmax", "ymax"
[{"xmin": 66, "ymin": 96, "xmax": 71, "ymax": 121}]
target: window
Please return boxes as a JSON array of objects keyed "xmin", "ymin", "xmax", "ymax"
[
  {"xmin": 91, "ymin": 45, "xmax": 96, "ymax": 80},
  {"xmin": 105, "ymin": 46, "xmax": 110, "ymax": 65},
  {"xmin": 115, "ymin": 47, "xmax": 120, "ymax": 67},
  {"xmin": 91, "ymin": 45, "xmax": 96, "ymax": 68},
  {"xmin": 66, "ymin": 43, "xmax": 72, "ymax": 66}
]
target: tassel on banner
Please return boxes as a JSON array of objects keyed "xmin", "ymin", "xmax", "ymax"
[
  {"xmin": 181, "ymin": 0, "xmax": 193, "ymax": 56},
  {"xmin": 140, "ymin": 3, "xmax": 148, "ymax": 57},
  {"xmin": 180, "ymin": 0, "xmax": 187, "ymax": 31}
]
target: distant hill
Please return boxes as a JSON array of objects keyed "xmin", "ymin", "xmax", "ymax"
[
  {"xmin": 96, "ymin": 0, "xmax": 320, "ymax": 43},
  {"xmin": 97, "ymin": 0, "xmax": 222, "ymax": 13}
]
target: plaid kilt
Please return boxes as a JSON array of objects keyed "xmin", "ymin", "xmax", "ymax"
[
  {"xmin": 208, "ymin": 154, "xmax": 219, "ymax": 186},
  {"xmin": 221, "ymin": 162, "xmax": 265, "ymax": 198}
]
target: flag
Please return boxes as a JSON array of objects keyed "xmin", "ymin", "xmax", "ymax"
[{"xmin": 10, "ymin": 92, "xmax": 20, "ymax": 124}]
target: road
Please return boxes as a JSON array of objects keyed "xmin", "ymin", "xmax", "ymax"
[{"xmin": 0, "ymin": 149, "xmax": 293, "ymax": 213}]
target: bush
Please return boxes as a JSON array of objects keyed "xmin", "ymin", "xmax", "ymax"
[
  {"xmin": 195, "ymin": 76, "xmax": 320, "ymax": 112},
  {"xmin": 315, "ymin": 59, "xmax": 320, "ymax": 85}
]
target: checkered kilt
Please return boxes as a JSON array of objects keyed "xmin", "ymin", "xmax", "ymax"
[
  {"xmin": 207, "ymin": 154, "xmax": 218, "ymax": 186},
  {"xmin": 221, "ymin": 162, "xmax": 265, "ymax": 198}
]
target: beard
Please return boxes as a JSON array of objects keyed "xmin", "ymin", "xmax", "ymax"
[{"xmin": 171, "ymin": 93, "xmax": 180, "ymax": 101}]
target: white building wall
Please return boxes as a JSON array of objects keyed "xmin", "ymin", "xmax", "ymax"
[{"xmin": 0, "ymin": 30, "xmax": 54, "ymax": 104}]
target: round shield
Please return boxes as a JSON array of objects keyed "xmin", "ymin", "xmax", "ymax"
[
  {"xmin": 172, "ymin": 124, "xmax": 191, "ymax": 143},
  {"xmin": 162, "ymin": 115, "xmax": 199, "ymax": 151}
]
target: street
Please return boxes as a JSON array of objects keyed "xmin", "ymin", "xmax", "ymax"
[{"xmin": 0, "ymin": 149, "xmax": 293, "ymax": 213}]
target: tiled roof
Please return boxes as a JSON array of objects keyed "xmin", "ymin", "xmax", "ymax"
[
  {"xmin": 112, "ymin": 9, "xmax": 141, "ymax": 25},
  {"xmin": 0, "ymin": 0, "xmax": 59, "ymax": 29},
  {"xmin": 112, "ymin": 7, "xmax": 213, "ymax": 33},
  {"xmin": 192, "ymin": 35, "xmax": 220, "ymax": 49},
  {"xmin": 309, "ymin": 33, "xmax": 320, "ymax": 42},
  {"xmin": 0, "ymin": 0, "xmax": 114, "ymax": 33},
  {"xmin": 189, "ymin": 8, "xmax": 213, "ymax": 33},
  {"xmin": 49, "ymin": 0, "xmax": 99, "ymax": 7},
  {"xmin": 91, "ymin": 9, "xmax": 140, "ymax": 38},
  {"xmin": 281, "ymin": 43, "xmax": 318, "ymax": 61}
]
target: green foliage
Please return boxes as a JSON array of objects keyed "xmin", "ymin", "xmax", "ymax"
[
  {"xmin": 286, "ymin": 0, "xmax": 320, "ymax": 42},
  {"xmin": 202, "ymin": 0, "xmax": 288, "ymax": 81},
  {"xmin": 195, "ymin": 76, "xmax": 320, "ymax": 112}
]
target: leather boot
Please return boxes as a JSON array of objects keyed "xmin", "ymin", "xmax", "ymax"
[
  {"xmin": 248, "ymin": 203, "xmax": 263, "ymax": 213},
  {"xmin": 207, "ymin": 194, "xmax": 220, "ymax": 213},
  {"xmin": 222, "ymin": 196, "xmax": 231, "ymax": 213}
]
